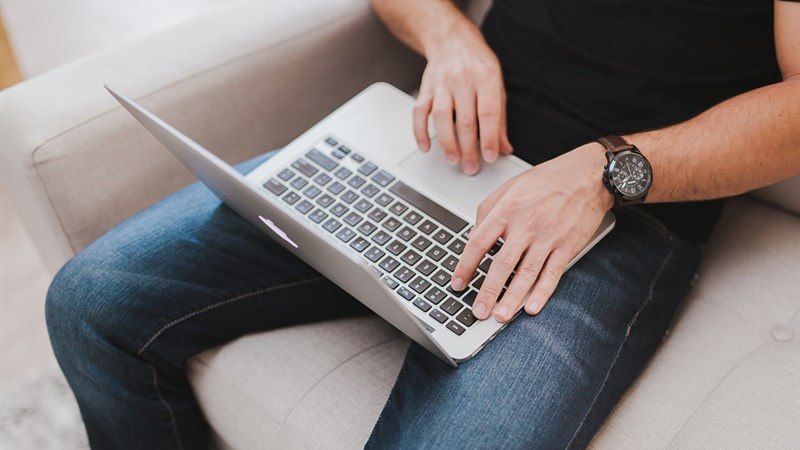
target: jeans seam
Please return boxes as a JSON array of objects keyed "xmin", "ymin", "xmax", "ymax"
[
  {"xmin": 622, "ymin": 207, "xmax": 676, "ymax": 241},
  {"xmin": 365, "ymin": 344, "xmax": 413, "ymax": 447},
  {"xmin": 150, "ymin": 364, "xmax": 185, "ymax": 450},
  {"xmin": 564, "ymin": 237, "xmax": 677, "ymax": 449},
  {"xmin": 136, "ymin": 276, "xmax": 325, "ymax": 355}
]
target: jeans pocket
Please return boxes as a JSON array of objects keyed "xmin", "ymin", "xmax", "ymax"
[{"xmin": 619, "ymin": 206, "xmax": 677, "ymax": 242}]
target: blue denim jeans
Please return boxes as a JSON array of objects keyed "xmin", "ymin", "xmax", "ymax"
[{"xmin": 46, "ymin": 151, "xmax": 700, "ymax": 449}]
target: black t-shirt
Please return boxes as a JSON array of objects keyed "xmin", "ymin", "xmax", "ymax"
[{"xmin": 481, "ymin": 0, "xmax": 785, "ymax": 241}]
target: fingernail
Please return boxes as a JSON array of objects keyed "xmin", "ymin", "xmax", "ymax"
[
  {"xmin": 528, "ymin": 302, "xmax": 540, "ymax": 314},
  {"xmin": 473, "ymin": 303, "xmax": 487, "ymax": 318},
  {"xmin": 451, "ymin": 277, "xmax": 465, "ymax": 291},
  {"xmin": 463, "ymin": 163, "xmax": 479, "ymax": 175},
  {"xmin": 446, "ymin": 154, "xmax": 459, "ymax": 165},
  {"xmin": 418, "ymin": 143, "xmax": 429, "ymax": 153},
  {"xmin": 482, "ymin": 150, "xmax": 497, "ymax": 162},
  {"xmin": 494, "ymin": 305, "xmax": 509, "ymax": 321}
]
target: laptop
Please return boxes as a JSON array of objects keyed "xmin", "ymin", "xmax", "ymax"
[{"xmin": 107, "ymin": 82, "xmax": 615, "ymax": 367}]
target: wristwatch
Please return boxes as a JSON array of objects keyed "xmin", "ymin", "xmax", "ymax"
[{"xmin": 597, "ymin": 135, "xmax": 652, "ymax": 207}]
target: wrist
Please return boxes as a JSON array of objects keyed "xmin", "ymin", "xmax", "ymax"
[
  {"xmin": 423, "ymin": 19, "xmax": 489, "ymax": 60},
  {"xmin": 576, "ymin": 142, "xmax": 615, "ymax": 211}
]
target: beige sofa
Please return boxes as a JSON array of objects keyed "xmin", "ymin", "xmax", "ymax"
[{"xmin": 2, "ymin": 0, "xmax": 798, "ymax": 448}]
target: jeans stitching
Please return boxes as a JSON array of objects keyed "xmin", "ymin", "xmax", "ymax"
[
  {"xmin": 150, "ymin": 364, "xmax": 185, "ymax": 450},
  {"xmin": 136, "ymin": 276, "xmax": 325, "ymax": 355},
  {"xmin": 564, "ymin": 237, "xmax": 677, "ymax": 449},
  {"xmin": 365, "ymin": 343, "xmax": 414, "ymax": 447}
]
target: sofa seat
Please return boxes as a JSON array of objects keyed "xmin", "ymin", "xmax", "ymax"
[{"xmin": 188, "ymin": 196, "xmax": 800, "ymax": 449}]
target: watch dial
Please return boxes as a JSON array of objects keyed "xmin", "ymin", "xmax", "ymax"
[{"xmin": 611, "ymin": 152, "xmax": 652, "ymax": 197}]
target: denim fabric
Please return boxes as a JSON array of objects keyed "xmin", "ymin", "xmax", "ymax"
[{"xmin": 46, "ymin": 150, "xmax": 699, "ymax": 449}]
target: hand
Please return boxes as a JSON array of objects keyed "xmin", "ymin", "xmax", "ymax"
[
  {"xmin": 414, "ymin": 27, "xmax": 514, "ymax": 175},
  {"xmin": 450, "ymin": 143, "xmax": 614, "ymax": 322}
]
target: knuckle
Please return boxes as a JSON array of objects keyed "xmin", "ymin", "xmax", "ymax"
[
  {"xmin": 480, "ymin": 284, "xmax": 501, "ymax": 298},
  {"xmin": 456, "ymin": 115, "xmax": 477, "ymax": 130},
  {"xmin": 493, "ymin": 252, "xmax": 517, "ymax": 269},
  {"xmin": 478, "ymin": 104, "xmax": 500, "ymax": 118},
  {"xmin": 517, "ymin": 260, "xmax": 541, "ymax": 278}
]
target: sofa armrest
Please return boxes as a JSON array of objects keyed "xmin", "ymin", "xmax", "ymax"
[{"xmin": 0, "ymin": 0, "xmax": 425, "ymax": 274}]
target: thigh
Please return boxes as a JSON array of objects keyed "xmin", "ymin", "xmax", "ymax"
[
  {"xmin": 367, "ymin": 208, "xmax": 700, "ymax": 449},
  {"xmin": 50, "ymin": 151, "xmax": 368, "ymax": 367}
]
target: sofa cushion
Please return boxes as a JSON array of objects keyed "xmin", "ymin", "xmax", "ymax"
[{"xmin": 189, "ymin": 197, "xmax": 799, "ymax": 448}]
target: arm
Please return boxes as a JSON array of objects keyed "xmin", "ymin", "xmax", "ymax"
[
  {"xmin": 453, "ymin": 1, "xmax": 800, "ymax": 322},
  {"xmin": 370, "ymin": 0, "xmax": 513, "ymax": 175}
]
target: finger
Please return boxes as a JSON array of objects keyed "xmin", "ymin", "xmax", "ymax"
[
  {"xmin": 431, "ymin": 90, "xmax": 459, "ymax": 165},
  {"xmin": 453, "ymin": 88, "xmax": 480, "ymax": 175},
  {"xmin": 412, "ymin": 93, "xmax": 433, "ymax": 152},
  {"xmin": 451, "ymin": 217, "xmax": 505, "ymax": 294},
  {"xmin": 475, "ymin": 176, "xmax": 515, "ymax": 226},
  {"xmin": 499, "ymin": 92, "xmax": 514, "ymax": 155},
  {"xmin": 472, "ymin": 236, "xmax": 527, "ymax": 320},
  {"xmin": 476, "ymin": 82, "xmax": 502, "ymax": 163},
  {"xmin": 492, "ymin": 242, "xmax": 549, "ymax": 322},
  {"xmin": 524, "ymin": 249, "xmax": 570, "ymax": 315}
]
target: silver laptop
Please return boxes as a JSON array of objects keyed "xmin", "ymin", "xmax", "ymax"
[{"xmin": 107, "ymin": 82, "xmax": 615, "ymax": 367}]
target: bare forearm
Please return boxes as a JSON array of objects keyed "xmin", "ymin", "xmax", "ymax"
[{"xmin": 626, "ymin": 78, "xmax": 800, "ymax": 203}]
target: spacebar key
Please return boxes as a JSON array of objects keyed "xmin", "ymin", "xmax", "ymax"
[{"xmin": 389, "ymin": 181, "xmax": 468, "ymax": 233}]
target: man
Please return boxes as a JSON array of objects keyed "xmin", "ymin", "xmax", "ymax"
[{"xmin": 46, "ymin": 0, "xmax": 799, "ymax": 448}]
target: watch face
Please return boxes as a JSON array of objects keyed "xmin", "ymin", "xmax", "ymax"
[{"xmin": 610, "ymin": 152, "xmax": 652, "ymax": 198}]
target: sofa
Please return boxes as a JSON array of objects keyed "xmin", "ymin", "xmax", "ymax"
[{"xmin": 2, "ymin": 0, "xmax": 798, "ymax": 448}]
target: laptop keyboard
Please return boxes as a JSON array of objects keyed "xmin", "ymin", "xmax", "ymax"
[{"xmin": 262, "ymin": 136, "xmax": 509, "ymax": 337}]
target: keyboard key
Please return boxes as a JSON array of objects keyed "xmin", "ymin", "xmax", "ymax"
[
  {"xmin": 442, "ymin": 255, "xmax": 459, "ymax": 272},
  {"xmin": 429, "ymin": 309, "xmax": 448, "ymax": 323},
  {"xmin": 389, "ymin": 202, "xmax": 408, "ymax": 216},
  {"xmin": 417, "ymin": 220, "xmax": 437, "ymax": 235},
  {"xmin": 350, "ymin": 237, "xmax": 370, "ymax": 252},
  {"xmin": 472, "ymin": 275, "xmax": 485, "ymax": 289},
  {"xmin": 441, "ymin": 298, "xmax": 463, "ymax": 316},
  {"xmin": 397, "ymin": 286, "xmax": 415, "ymax": 301},
  {"xmin": 383, "ymin": 217, "xmax": 402, "ymax": 232},
  {"xmin": 456, "ymin": 309, "xmax": 478, "ymax": 327},
  {"xmin": 295, "ymin": 200, "xmax": 314, "ymax": 214},
  {"xmin": 334, "ymin": 167, "xmax": 352, "ymax": 180},
  {"xmin": 462, "ymin": 226, "xmax": 474, "ymax": 240},
  {"xmin": 371, "ymin": 230, "xmax": 392, "ymax": 246},
  {"xmin": 327, "ymin": 182, "xmax": 345, "ymax": 194},
  {"xmin": 357, "ymin": 221, "xmax": 377, "ymax": 236},
  {"xmin": 263, "ymin": 178, "xmax": 287, "ymax": 195},
  {"xmin": 283, "ymin": 191, "xmax": 301, "ymax": 205},
  {"xmin": 303, "ymin": 185, "xmax": 322, "ymax": 199},
  {"xmin": 336, "ymin": 227, "xmax": 356, "ymax": 242},
  {"xmin": 364, "ymin": 246, "xmax": 385, "ymax": 262},
  {"xmin": 403, "ymin": 210, "xmax": 423, "ymax": 225},
  {"xmin": 354, "ymin": 199, "xmax": 373, "ymax": 213},
  {"xmin": 447, "ymin": 239, "xmax": 467, "ymax": 255},
  {"xmin": 462, "ymin": 290, "xmax": 478, "ymax": 306},
  {"xmin": 292, "ymin": 159, "xmax": 318, "ymax": 177},
  {"xmin": 351, "ymin": 153, "xmax": 365, "ymax": 162},
  {"xmin": 488, "ymin": 241, "xmax": 503, "ymax": 256},
  {"xmin": 426, "ymin": 246, "xmax": 446, "ymax": 261},
  {"xmin": 379, "ymin": 256, "xmax": 400, "ymax": 272},
  {"xmin": 386, "ymin": 240, "xmax": 407, "ymax": 256},
  {"xmin": 424, "ymin": 287, "xmax": 447, "ymax": 304},
  {"xmin": 372, "ymin": 170, "xmax": 395, "ymax": 187},
  {"xmin": 306, "ymin": 148, "xmax": 338, "ymax": 171},
  {"xmin": 368, "ymin": 208, "xmax": 388, "ymax": 222},
  {"xmin": 330, "ymin": 203, "xmax": 349, "ymax": 217},
  {"xmin": 316, "ymin": 194, "xmax": 335, "ymax": 208},
  {"xmin": 446, "ymin": 321, "xmax": 466, "ymax": 335},
  {"xmin": 344, "ymin": 212, "xmax": 363, "ymax": 226},
  {"xmin": 411, "ymin": 236, "xmax": 432, "ymax": 251},
  {"xmin": 325, "ymin": 136, "xmax": 338, "ymax": 146},
  {"xmin": 409, "ymin": 276, "xmax": 431, "ymax": 294},
  {"xmin": 431, "ymin": 269, "xmax": 451, "ymax": 287},
  {"xmin": 432, "ymin": 229, "xmax": 454, "ymax": 244},
  {"xmin": 389, "ymin": 181, "xmax": 468, "ymax": 233},
  {"xmin": 382, "ymin": 276, "xmax": 399, "ymax": 290},
  {"xmin": 314, "ymin": 173, "xmax": 332, "ymax": 186},
  {"xmin": 309, "ymin": 209, "xmax": 328, "ymax": 224},
  {"xmin": 277, "ymin": 169, "xmax": 295, "ymax": 180},
  {"xmin": 397, "ymin": 226, "xmax": 417, "ymax": 241},
  {"xmin": 375, "ymin": 193, "xmax": 394, "ymax": 207},
  {"xmin": 323, "ymin": 218, "xmax": 342, "ymax": 233},
  {"xmin": 338, "ymin": 145, "xmax": 351, "ymax": 154},
  {"xmin": 416, "ymin": 259, "xmax": 437, "ymax": 276},
  {"xmin": 290, "ymin": 177, "xmax": 308, "ymax": 189},
  {"xmin": 348, "ymin": 175, "xmax": 366, "ymax": 188},
  {"xmin": 394, "ymin": 266, "xmax": 415, "ymax": 282},
  {"xmin": 479, "ymin": 258, "xmax": 492, "ymax": 273},
  {"xmin": 331, "ymin": 148, "xmax": 347, "ymax": 159},
  {"xmin": 413, "ymin": 298, "xmax": 432, "ymax": 312},
  {"xmin": 401, "ymin": 250, "xmax": 422, "ymax": 265},
  {"xmin": 361, "ymin": 184, "xmax": 380, "ymax": 198},
  {"xmin": 447, "ymin": 285, "xmax": 467, "ymax": 298},
  {"xmin": 358, "ymin": 161, "xmax": 378, "ymax": 176},
  {"xmin": 340, "ymin": 190, "xmax": 359, "ymax": 204}
]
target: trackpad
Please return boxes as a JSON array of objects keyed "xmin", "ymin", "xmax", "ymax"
[{"xmin": 396, "ymin": 148, "xmax": 531, "ymax": 217}]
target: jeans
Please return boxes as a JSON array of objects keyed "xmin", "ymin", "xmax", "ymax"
[{"xmin": 46, "ymin": 151, "xmax": 700, "ymax": 449}]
